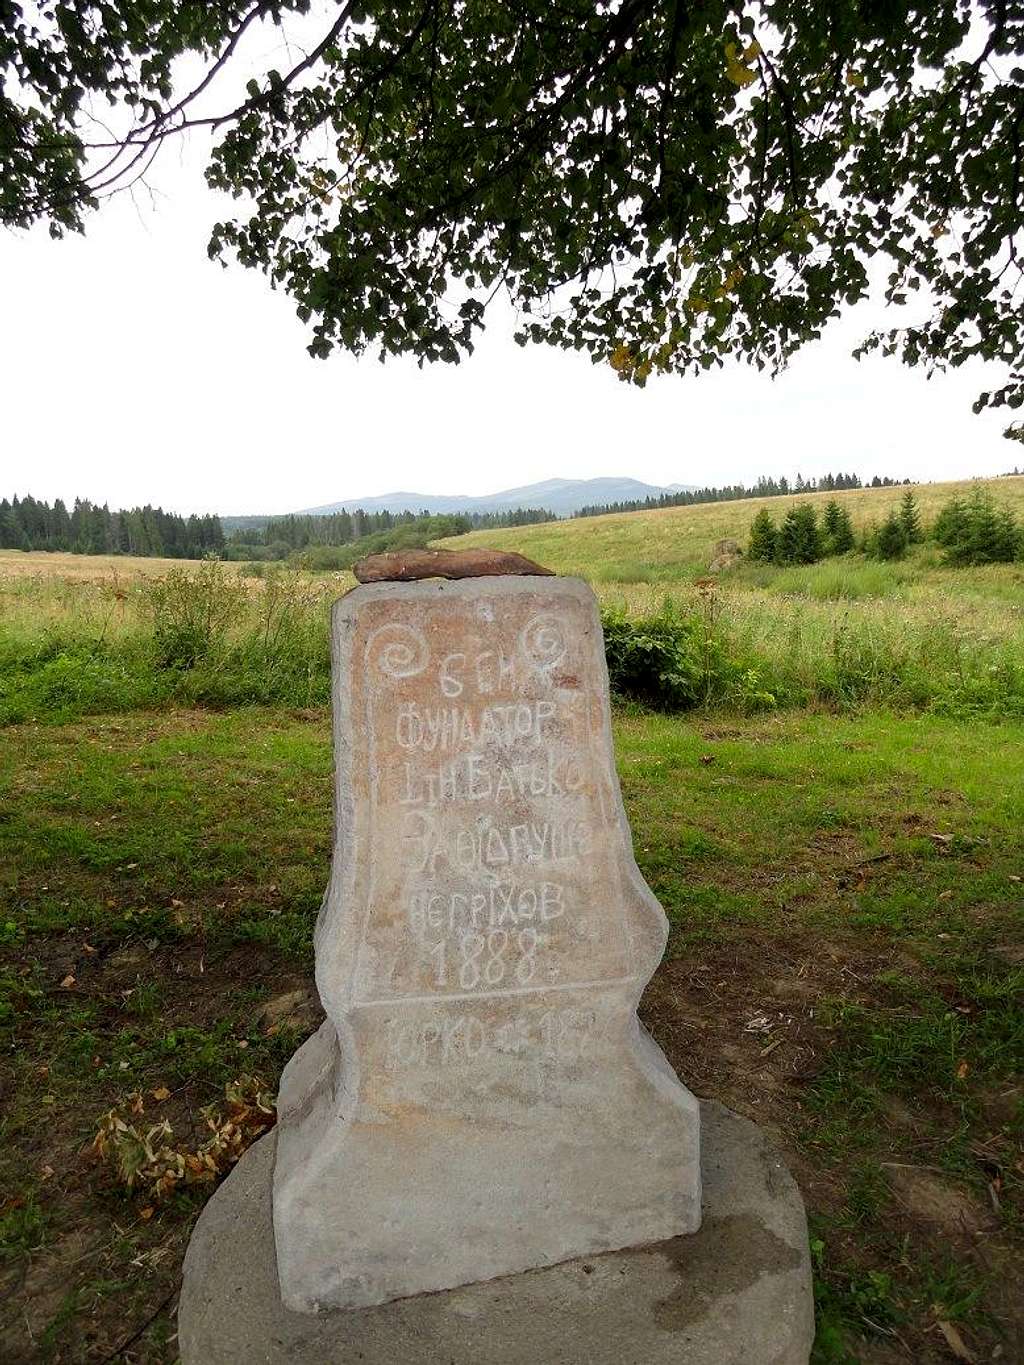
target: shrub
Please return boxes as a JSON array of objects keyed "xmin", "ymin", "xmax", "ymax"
[
  {"xmin": 601, "ymin": 609, "xmax": 704, "ymax": 708},
  {"xmin": 746, "ymin": 508, "xmax": 778, "ymax": 561},
  {"xmin": 775, "ymin": 503, "xmax": 823, "ymax": 564},
  {"xmin": 144, "ymin": 562, "xmax": 246, "ymax": 668},
  {"xmin": 867, "ymin": 513, "xmax": 908, "ymax": 561},
  {"xmin": 600, "ymin": 605, "xmax": 776, "ymax": 711},
  {"xmin": 822, "ymin": 500, "xmax": 855, "ymax": 554},
  {"xmin": 934, "ymin": 487, "xmax": 1020, "ymax": 565},
  {"xmin": 897, "ymin": 489, "xmax": 923, "ymax": 544}
]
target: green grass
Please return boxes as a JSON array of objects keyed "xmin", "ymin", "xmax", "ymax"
[
  {"xmin": 3, "ymin": 550, "xmax": 1024, "ymax": 725},
  {"xmin": 1, "ymin": 704, "xmax": 1022, "ymax": 1361},
  {"xmin": 6, "ymin": 476, "xmax": 1024, "ymax": 728},
  {"xmin": 440, "ymin": 477, "xmax": 1024, "ymax": 720},
  {"xmin": 2, "ymin": 478, "xmax": 1023, "ymax": 1359}
]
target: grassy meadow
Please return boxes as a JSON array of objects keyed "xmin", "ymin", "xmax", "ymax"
[{"xmin": 1, "ymin": 476, "xmax": 1022, "ymax": 1363}]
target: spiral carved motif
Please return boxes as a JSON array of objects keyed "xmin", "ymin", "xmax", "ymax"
[
  {"xmin": 520, "ymin": 614, "xmax": 567, "ymax": 672},
  {"xmin": 366, "ymin": 623, "xmax": 429, "ymax": 679}
]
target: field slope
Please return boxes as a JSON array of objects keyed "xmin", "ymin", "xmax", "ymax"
[{"xmin": 442, "ymin": 474, "xmax": 1024, "ymax": 584}]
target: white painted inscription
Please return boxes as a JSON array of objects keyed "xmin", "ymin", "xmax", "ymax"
[
  {"xmin": 352, "ymin": 604, "xmax": 631, "ymax": 1009},
  {"xmin": 272, "ymin": 577, "xmax": 702, "ymax": 1315}
]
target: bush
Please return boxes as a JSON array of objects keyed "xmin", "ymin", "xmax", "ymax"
[
  {"xmin": 746, "ymin": 508, "xmax": 778, "ymax": 561},
  {"xmin": 775, "ymin": 503, "xmax": 823, "ymax": 564},
  {"xmin": 822, "ymin": 500, "xmax": 855, "ymax": 554},
  {"xmin": 144, "ymin": 562, "xmax": 246, "ymax": 668},
  {"xmin": 933, "ymin": 487, "xmax": 1020, "ymax": 565},
  {"xmin": 867, "ymin": 513, "xmax": 908, "ymax": 561},
  {"xmin": 600, "ymin": 605, "xmax": 776, "ymax": 711}
]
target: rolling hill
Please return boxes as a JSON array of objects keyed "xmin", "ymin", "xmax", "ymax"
[{"xmin": 295, "ymin": 476, "xmax": 697, "ymax": 519}]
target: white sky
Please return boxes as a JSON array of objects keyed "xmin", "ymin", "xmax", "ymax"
[{"xmin": 0, "ymin": 26, "xmax": 1017, "ymax": 516}]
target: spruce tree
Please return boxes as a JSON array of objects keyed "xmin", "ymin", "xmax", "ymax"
[
  {"xmin": 746, "ymin": 509, "xmax": 778, "ymax": 562},
  {"xmin": 822, "ymin": 500, "xmax": 854, "ymax": 554},
  {"xmin": 898, "ymin": 489, "xmax": 923, "ymax": 543},
  {"xmin": 870, "ymin": 513, "xmax": 908, "ymax": 560},
  {"xmin": 833, "ymin": 504, "xmax": 855, "ymax": 554},
  {"xmin": 935, "ymin": 488, "xmax": 1020, "ymax": 565},
  {"xmin": 775, "ymin": 504, "xmax": 823, "ymax": 565}
]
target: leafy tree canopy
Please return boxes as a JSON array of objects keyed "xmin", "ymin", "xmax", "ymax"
[{"xmin": 4, "ymin": 1, "xmax": 1024, "ymax": 435}]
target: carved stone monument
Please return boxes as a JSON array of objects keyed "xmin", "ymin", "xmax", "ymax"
[
  {"xmin": 274, "ymin": 575, "xmax": 700, "ymax": 1310},
  {"xmin": 178, "ymin": 566, "xmax": 813, "ymax": 1364}
]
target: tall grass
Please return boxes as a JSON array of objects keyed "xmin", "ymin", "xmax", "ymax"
[
  {"xmin": 2, "ymin": 560, "xmax": 1023, "ymax": 724},
  {"xmin": 0, "ymin": 566, "xmax": 336, "ymax": 724}
]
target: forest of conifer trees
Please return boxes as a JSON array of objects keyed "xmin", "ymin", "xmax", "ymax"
[
  {"xmin": 573, "ymin": 472, "xmax": 907, "ymax": 519},
  {"xmin": 0, "ymin": 495, "xmax": 224, "ymax": 558}
]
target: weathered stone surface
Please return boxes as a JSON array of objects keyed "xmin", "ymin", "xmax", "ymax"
[
  {"xmin": 708, "ymin": 538, "xmax": 743, "ymax": 572},
  {"xmin": 353, "ymin": 547, "xmax": 553, "ymax": 582},
  {"xmin": 272, "ymin": 575, "xmax": 700, "ymax": 1313},
  {"xmin": 178, "ymin": 1100, "xmax": 814, "ymax": 1364}
]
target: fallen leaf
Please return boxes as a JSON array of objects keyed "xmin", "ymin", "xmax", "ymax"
[
  {"xmin": 139, "ymin": 1206, "xmax": 155, "ymax": 1221},
  {"xmin": 60, "ymin": 973, "xmax": 76, "ymax": 989},
  {"xmin": 151, "ymin": 1086, "xmax": 171, "ymax": 1102},
  {"xmin": 956, "ymin": 1060, "xmax": 969, "ymax": 1080},
  {"xmin": 935, "ymin": 1318, "xmax": 974, "ymax": 1362},
  {"xmin": 82, "ymin": 943, "xmax": 98, "ymax": 955},
  {"xmin": 170, "ymin": 898, "xmax": 184, "ymax": 908},
  {"xmin": 40, "ymin": 1165, "xmax": 54, "ymax": 1180}
]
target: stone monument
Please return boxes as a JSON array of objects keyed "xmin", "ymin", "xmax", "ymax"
[
  {"xmin": 275, "ymin": 574, "xmax": 700, "ymax": 1311},
  {"xmin": 178, "ymin": 561, "xmax": 814, "ymax": 1364}
]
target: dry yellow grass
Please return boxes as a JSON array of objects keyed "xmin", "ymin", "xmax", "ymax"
[{"xmin": 0, "ymin": 549, "xmax": 245, "ymax": 581}]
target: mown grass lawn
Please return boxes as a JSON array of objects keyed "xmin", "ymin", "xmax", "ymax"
[{"xmin": 1, "ymin": 704, "xmax": 1021, "ymax": 1363}]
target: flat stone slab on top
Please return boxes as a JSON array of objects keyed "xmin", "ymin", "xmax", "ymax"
[{"xmin": 177, "ymin": 1100, "xmax": 814, "ymax": 1365}]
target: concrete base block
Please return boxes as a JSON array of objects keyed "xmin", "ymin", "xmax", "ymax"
[{"xmin": 177, "ymin": 1100, "xmax": 814, "ymax": 1365}]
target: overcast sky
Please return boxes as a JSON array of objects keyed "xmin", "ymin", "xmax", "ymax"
[{"xmin": 1, "ymin": 66, "xmax": 1017, "ymax": 516}]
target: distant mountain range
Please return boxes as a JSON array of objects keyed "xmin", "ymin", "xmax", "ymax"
[{"xmin": 295, "ymin": 477, "xmax": 696, "ymax": 520}]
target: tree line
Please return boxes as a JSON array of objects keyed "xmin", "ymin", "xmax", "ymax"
[
  {"xmin": 228, "ymin": 505, "xmax": 557, "ymax": 557},
  {"xmin": 573, "ymin": 472, "xmax": 906, "ymax": 520},
  {"xmin": 0, "ymin": 495, "xmax": 224, "ymax": 559},
  {"xmin": 747, "ymin": 489, "xmax": 1024, "ymax": 567}
]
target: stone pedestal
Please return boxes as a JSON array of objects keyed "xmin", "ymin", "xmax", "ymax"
[
  {"xmin": 273, "ymin": 578, "xmax": 700, "ymax": 1312},
  {"xmin": 177, "ymin": 1100, "xmax": 814, "ymax": 1364},
  {"xmin": 177, "ymin": 571, "xmax": 815, "ymax": 1363}
]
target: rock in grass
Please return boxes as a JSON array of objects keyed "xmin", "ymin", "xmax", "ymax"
[{"xmin": 708, "ymin": 537, "xmax": 744, "ymax": 571}]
